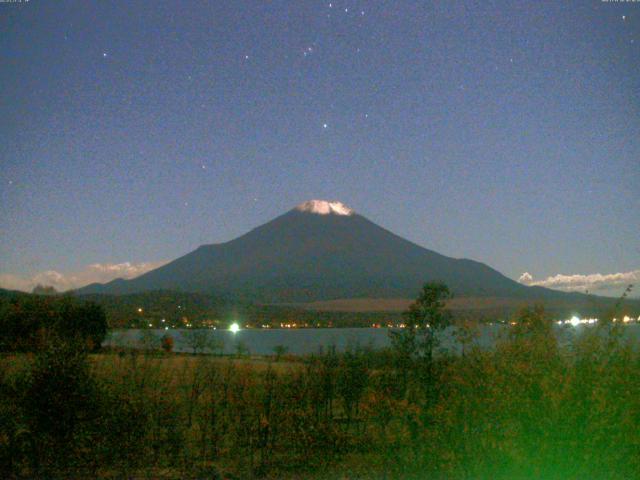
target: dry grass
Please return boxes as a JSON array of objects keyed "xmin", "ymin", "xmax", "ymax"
[
  {"xmin": 90, "ymin": 352, "xmax": 302, "ymax": 375},
  {"xmin": 286, "ymin": 296, "xmax": 530, "ymax": 312}
]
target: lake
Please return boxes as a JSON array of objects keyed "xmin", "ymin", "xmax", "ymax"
[{"xmin": 104, "ymin": 323, "xmax": 640, "ymax": 356}]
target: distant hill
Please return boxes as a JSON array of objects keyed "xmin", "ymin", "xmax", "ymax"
[
  {"xmin": 3, "ymin": 286, "xmax": 635, "ymax": 328},
  {"xmin": 76, "ymin": 290, "xmax": 640, "ymax": 328},
  {"xmin": 76, "ymin": 200, "xmax": 623, "ymax": 306},
  {"xmin": 0, "ymin": 287, "xmax": 30, "ymax": 300},
  {"xmin": 289, "ymin": 295, "xmax": 640, "ymax": 321},
  {"xmin": 73, "ymin": 290, "xmax": 406, "ymax": 329}
]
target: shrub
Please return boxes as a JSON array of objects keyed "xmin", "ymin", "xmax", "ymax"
[{"xmin": 161, "ymin": 334, "xmax": 174, "ymax": 353}]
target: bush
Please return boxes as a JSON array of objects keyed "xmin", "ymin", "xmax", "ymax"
[
  {"xmin": 0, "ymin": 295, "xmax": 107, "ymax": 353},
  {"xmin": 161, "ymin": 334, "xmax": 174, "ymax": 353},
  {"xmin": 1, "ymin": 339, "xmax": 146, "ymax": 478}
]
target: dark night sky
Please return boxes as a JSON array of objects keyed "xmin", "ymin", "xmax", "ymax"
[{"xmin": 1, "ymin": 0, "xmax": 638, "ymax": 295}]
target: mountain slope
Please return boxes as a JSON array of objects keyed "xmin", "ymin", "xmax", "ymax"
[{"xmin": 77, "ymin": 201, "xmax": 584, "ymax": 303}]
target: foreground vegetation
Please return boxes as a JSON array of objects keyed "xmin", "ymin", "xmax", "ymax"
[{"xmin": 1, "ymin": 285, "xmax": 639, "ymax": 479}]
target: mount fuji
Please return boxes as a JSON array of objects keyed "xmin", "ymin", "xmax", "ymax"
[{"xmin": 77, "ymin": 200, "xmax": 583, "ymax": 303}]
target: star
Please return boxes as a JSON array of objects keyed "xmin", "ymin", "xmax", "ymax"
[
  {"xmin": 245, "ymin": 55, "xmax": 249, "ymax": 60},
  {"xmin": 622, "ymin": 15, "xmax": 626, "ymax": 21},
  {"xmin": 323, "ymin": 123, "xmax": 328, "ymax": 129},
  {"xmin": 102, "ymin": 52, "xmax": 108, "ymax": 58}
]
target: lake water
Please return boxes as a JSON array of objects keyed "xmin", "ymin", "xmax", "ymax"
[{"xmin": 104, "ymin": 324, "xmax": 640, "ymax": 356}]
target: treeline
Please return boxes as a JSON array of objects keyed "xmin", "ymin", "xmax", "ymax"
[
  {"xmin": 0, "ymin": 293, "xmax": 107, "ymax": 352},
  {"xmin": 71, "ymin": 290, "xmax": 640, "ymax": 330},
  {"xmin": 77, "ymin": 290, "xmax": 406, "ymax": 329},
  {"xmin": 6, "ymin": 287, "xmax": 635, "ymax": 331},
  {"xmin": 71, "ymin": 290, "xmax": 551, "ymax": 329},
  {"xmin": 2, "ymin": 284, "xmax": 639, "ymax": 478}
]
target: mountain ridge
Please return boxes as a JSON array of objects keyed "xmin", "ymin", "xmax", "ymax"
[{"xmin": 76, "ymin": 201, "xmax": 598, "ymax": 303}]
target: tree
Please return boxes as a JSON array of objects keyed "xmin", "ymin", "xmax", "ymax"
[
  {"xmin": 23, "ymin": 339, "xmax": 101, "ymax": 475},
  {"xmin": 57, "ymin": 299, "xmax": 108, "ymax": 351},
  {"xmin": 138, "ymin": 329, "xmax": 159, "ymax": 352},
  {"xmin": 183, "ymin": 329, "xmax": 211, "ymax": 355},
  {"xmin": 75, "ymin": 301, "xmax": 108, "ymax": 351},
  {"xmin": 391, "ymin": 282, "xmax": 452, "ymax": 362},
  {"xmin": 337, "ymin": 346, "xmax": 368, "ymax": 429},
  {"xmin": 32, "ymin": 284, "xmax": 58, "ymax": 296},
  {"xmin": 235, "ymin": 340, "xmax": 249, "ymax": 357},
  {"xmin": 0, "ymin": 295, "xmax": 107, "ymax": 352},
  {"xmin": 453, "ymin": 318, "xmax": 480, "ymax": 357},
  {"xmin": 273, "ymin": 344, "xmax": 288, "ymax": 361},
  {"xmin": 389, "ymin": 282, "xmax": 452, "ymax": 397}
]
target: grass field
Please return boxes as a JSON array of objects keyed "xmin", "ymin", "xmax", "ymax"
[
  {"xmin": 3, "ymin": 308, "xmax": 640, "ymax": 479},
  {"xmin": 286, "ymin": 295, "xmax": 640, "ymax": 320}
]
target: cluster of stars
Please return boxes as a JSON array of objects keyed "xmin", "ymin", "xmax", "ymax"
[
  {"xmin": 620, "ymin": 15, "xmax": 634, "ymax": 44},
  {"xmin": 236, "ymin": 4, "xmax": 373, "ymax": 135},
  {"xmin": 90, "ymin": 2, "xmax": 635, "ymax": 216},
  {"xmin": 327, "ymin": 3, "xmax": 365, "ymax": 15}
]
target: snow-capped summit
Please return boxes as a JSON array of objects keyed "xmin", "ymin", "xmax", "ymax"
[
  {"xmin": 77, "ymin": 198, "xmax": 570, "ymax": 305},
  {"xmin": 295, "ymin": 200, "xmax": 355, "ymax": 216}
]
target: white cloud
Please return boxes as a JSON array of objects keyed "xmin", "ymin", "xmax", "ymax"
[
  {"xmin": 518, "ymin": 272, "xmax": 534, "ymax": 284},
  {"xmin": 0, "ymin": 261, "xmax": 167, "ymax": 293},
  {"xmin": 519, "ymin": 269, "xmax": 640, "ymax": 294}
]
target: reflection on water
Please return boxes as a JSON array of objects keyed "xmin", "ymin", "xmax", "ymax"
[{"xmin": 104, "ymin": 324, "xmax": 640, "ymax": 356}]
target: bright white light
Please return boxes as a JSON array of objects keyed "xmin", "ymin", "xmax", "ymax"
[
  {"xmin": 229, "ymin": 323, "xmax": 240, "ymax": 334},
  {"xmin": 569, "ymin": 316, "xmax": 581, "ymax": 327}
]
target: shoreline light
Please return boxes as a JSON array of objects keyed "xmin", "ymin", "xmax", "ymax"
[{"xmin": 229, "ymin": 322, "xmax": 240, "ymax": 334}]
